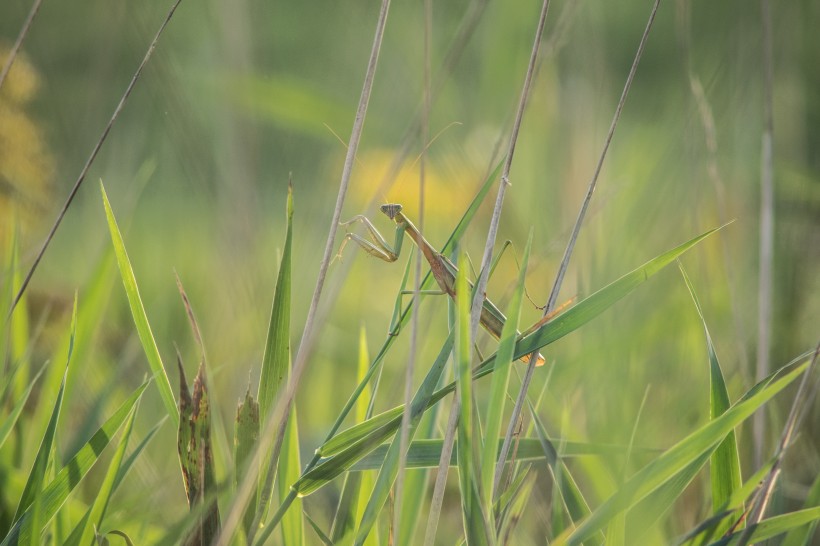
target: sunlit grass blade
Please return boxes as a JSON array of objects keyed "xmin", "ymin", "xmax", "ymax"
[
  {"xmin": 1, "ymin": 379, "xmax": 150, "ymax": 545},
  {"xmin": 0, "ymin": 364, "xmax": 45, "ymax": 451},
  {"xmin": 454, "ymin": 252, "xmax": 492, "ymax": 546},
  {"xmin": 556, "ymin": 355, "xmax": 811, "ymax": 546},
  {"xmin": 280, "ymin": 394, "xmax": 304, "ymax": 546},
  {"xmin": 350, "ymin": 334, "xmax": 456, "ymax": 545},
  {"xmin": 64, "ymin": 401, "xmax": 140, "ymax": 546},
  {"xmin": 705, "ymin": 508, "xmax": 820, "ymax": 546},
  {"xmin": 679, "ymin": 263, "xmax": 742, "ymax": 539},
  {"xmin": 482, "ymin": 230, "xmax": 531, "ymax": 506},
  {"xmin": 8, "ymin": 227, "xmax": 31, "ymax": 402},
  {"xmin": 258, "ymin": 182, "xmax": 293, "ymax": 421},
  {"xmin": 100, "ymin": 181, "xmax": 177, "ymax": 425},
  {"xmin": 12, "ymin": 295, "xmax": 76, "ymax": 526}
]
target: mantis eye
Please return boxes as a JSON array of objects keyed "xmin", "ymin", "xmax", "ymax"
[{"xmin": 380, "ymin": 204, "xmax": 402, "ymax": 219}]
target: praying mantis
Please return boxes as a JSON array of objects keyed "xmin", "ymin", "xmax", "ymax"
[{"xmin": 338, "ymin": 204, "xmax": 549, "ymax": 367}]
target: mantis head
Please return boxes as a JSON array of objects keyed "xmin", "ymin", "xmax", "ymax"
[{"xmin": 380, "ymin": 203, "xmax": 403, "ymax": 220}]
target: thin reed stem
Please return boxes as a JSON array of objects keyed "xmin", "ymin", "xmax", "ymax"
[
  {"xmin": 0, "ymin": 0, "xmax": 43, "ymax": 93},
  {"xmin": 753, "ymin": 0, "xmax": 775, "ymax": 469}
]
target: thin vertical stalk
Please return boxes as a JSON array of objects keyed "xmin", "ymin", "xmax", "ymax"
[
  {"xmin": 753, "ymin": 0, "xmax": 775, "ymax": 469},
  {"xmin": 0, "ymin": 0, "xmax": 43, "ymax": 92},
  {"xmin": 393, "ymin": 0, "xmax": 433, "ymax": 541},
  {"xmin": 220, "ymin": 2, "xmax": 393, "ymax": 544},
  {"xmin": 495, "ymin": 0, "xmax": 662, "ymax": 498}
]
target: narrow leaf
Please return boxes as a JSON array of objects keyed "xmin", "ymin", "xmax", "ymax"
[
  {"xmin": 680, "ymin": 263, "xmax": 743, "ymax": 538},
  {"xmin": 100, "ymin": 181, "xmax": 177, "ymax": 425}
]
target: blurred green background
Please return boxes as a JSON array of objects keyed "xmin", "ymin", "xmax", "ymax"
[{"xmin": 1, "ymin": 0, "xmax": 818, "ymax": 542}]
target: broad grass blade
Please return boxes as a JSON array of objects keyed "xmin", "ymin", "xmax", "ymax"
[
  {"xmin": 556, "ymin": 356, "xmax": 810, "ymax": 546},
  {"xmin": 63, "ymin": 402, "xmax": 139, "ymax": 546},
  {"xmin": 100, "ymin": 181, "xmax": 177, "ymax": 425},
  {"xmin": 1, "ymin": 379, "xmax": 150, "ymax": 545},
  {"xmin": 680, "ymin": 263, "xmax": 742, "ymax": 538}
]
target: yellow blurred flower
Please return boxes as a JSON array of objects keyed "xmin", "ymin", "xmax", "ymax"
[{"xmin": 0, "ymin": 46, "xmax": 53, "ymax": 248}]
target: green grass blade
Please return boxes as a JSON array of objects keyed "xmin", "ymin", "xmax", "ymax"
[
  {"xmin": 679, "ymin": 263, "xmax": 743, "ymax": 538},
  {"xmin": 258, "ymin": 183, "xmax": 293, "ymax": 421},
  {"xmin": 558, "ymin": 356, "xmax": 810, "ymax": 546},
  {"xmin": 455, "ymin": 252, "xmax": 492, "ymax": 546},
  {"xmin": 706, "ymin": 508, "xmax": 820, "ymax": 546},
  {"xmin": 0, "ymin": 364, "xmax": 45, "ymax": 451},
  {"xmin": 1, "ymin": 379, "xmax": 150, "ymax": 546},
  {"xmin": 482, "ymin": 230, "xmax": 531, "ymax": 505},
  {"xmin": 65, "ymin": 402, "xmax": 139, "ymax": 546},
  {"xmin": 100, "ymin": 181, "xmax": 177, "ymax": 425},
  {"xmin": 512, "ymin": 227, "xmax": 723, "ymax": 361},
  {"xmin": 319, "ymin": 408, "xmax": 404, "ymax": 457},
  {"xmin": 280, "ymin": 398, "xmax": 304, "ymax": 546},
  {"xmin": 12, "ymin": 296, "xmax": 77, "ymax": 525}
]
